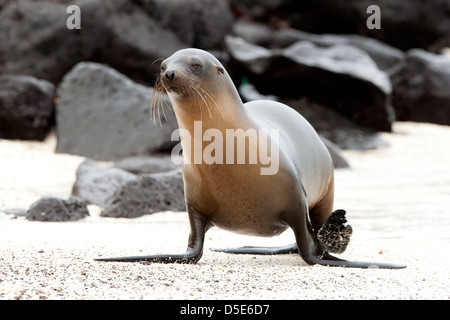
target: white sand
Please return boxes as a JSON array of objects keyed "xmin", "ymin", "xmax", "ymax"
[{"xmin": 1, "ymin": 122, "xmax": 450, "ymax": 300}]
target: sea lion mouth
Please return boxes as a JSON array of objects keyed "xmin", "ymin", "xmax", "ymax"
[
  {"xmin": 163, "ymin": 85, "xmax": 185, "ymax": 95},
  {"xmin": 160, "ymin": 71, "xmax": 196, "ymax": 96},
  {"xmin": 151, "ymin": 72, "xmax": 224, "ymax": 124}
]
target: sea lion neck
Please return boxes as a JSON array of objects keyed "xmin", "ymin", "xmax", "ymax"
[{"xmin": 169, "ymin": 89, "xmax": 255, "ymax": 132}]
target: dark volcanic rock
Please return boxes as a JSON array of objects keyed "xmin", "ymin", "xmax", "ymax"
[
  {"xmin": 0, "ymin": 0, "xmax": 108, "ymax": 84},
  {"xmin": 72, "ymin": 160, "xmax": 137, "ymax": 208},
  {"xmin": 230, "ymin": 0, "xmax": 450, "ymax": 52},
  {"xmin": 100, "ymin": 0, "xmax": 186, "ymax": 85},
  {"xmin": 135, "ymin": 0, "xmax": 233, "ymax": 50},
  {"xmin": 271, "ymin": 29, "xmax": 405, "ymax": 71},
  {"xmin": 0, "ymin": 0, "xmax": 187, "ymax": 85},
  {"xmin": 1, "ymin": 208, "xmax": 27, "ymax": 217},
  {"xmin": 390, "ymin": 49, "xmax": 450, "ymax": 126},
  {"xmin": 320, "ymin": 137, "xmax": 350, "ymax": 169},
  {"xmin": 226, "ymin": 36, "xmax": 394, "ymax": 132},
  {"xmin": 26, "ymin": 196, "xmax": 89, "ymax": 221},
  {"xmin": 55, "ymin": 62, "xmax": 178, "ymax": 161},
  {"xmin": 114, "ymin": 155, "xmax": 180, "ymax": 175},
  {"xmin": 282, "ymin": 98, "xmax": 388, "ymax": 150},
  {"xmin": 233, "ymin": 21, "xmax": 405, "ymax": 71},
  {"xmin": 102, "ymin": 169, "xmax": 185, "ymax": 218},
  {"xmin": 0, "ymin": 75, "xmax": 55, "ymax": 140}
]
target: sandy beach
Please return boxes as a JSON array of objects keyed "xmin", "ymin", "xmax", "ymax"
[{"xmin": 1, "ymin": 121, "xmax": 450, "ymax": 300}]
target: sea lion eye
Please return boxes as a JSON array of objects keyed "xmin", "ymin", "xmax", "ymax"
[
  {"xmin": 217, "ymin": 67, "xmax": 224, "ymax": 75},
  {"xmin": 160, "ymin": 63, "xmax": 166, "ymax": 73},
  {"xmin": 191, "ymin": 63, "xmax": 202, "ymax": 72}
]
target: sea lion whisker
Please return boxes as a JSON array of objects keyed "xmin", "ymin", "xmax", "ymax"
[
  {"xmin": 199, "ymin": 87, "xmax": 214, "ymax": 119},
  {"xmin": 157, "ymin": 77, "xmax": 172, "ymax": 114},
  {"xmin": 196, "ymin": 85, "xmax": 222, "ymax": 118},
  {"xmin": 162, "ymin": 94, "xmax": 172, "ymax": 112},
  {"xmin": 154, "ymin": 80, "xmax": 164, "ymax": 126},
  {"xmin": 196, "ymin": 85, "xmax": 222, "ymax": 119},
  {"xmin": 192, "ymin": 86, "xmax": 211, "ymax": 119},
  {"xmin": 159, "ymin": 86, "xmax": 169, "ymax": 123},
  {"xmin": 158, "ymin": 89, "xmax": 172, "ymax": 125},
  {"xmin": 194, "ymin": 88, "xmax": 206, "ymax": 119},
  {"xmin": 153, "ymin": 87, "xmax": 160, "ymax": 125},
  {"xmin": 150, "ymin": 80, "xmax": 159, "ymax": 125},
  {"xmin": 191, "ymin": 87, "xmax": 205, "ymax": 120},
  {"xmin": 182, "ymin": 85, "xmax": 193, "ymax": 112},
  {"xmin": 151, "ymin": 74, "xmax": 168, "ymax": 126},
  {"xmin": 197, "ymin": 87, "xmax": 212, "ymax": 119},
  {"xmin": 188, "ymin": 83, "xmax": 207, "ymax": 114},
  {"xmin": 157, "ymin": 93, "xmax": 162, "ymax": 127}
]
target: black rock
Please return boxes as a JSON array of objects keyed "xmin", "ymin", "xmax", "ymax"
[
  {"xmin": 226, "ymin": 36, "xmax": 394, "ymax": 132},
  {"xmin": 232, "ymin": 21, "xmax": 405, "ymax": 71},
  {"xmin": 26, "ymin": 196, "xmax": 89, "ymax": 222},
  {"xmin": 230, "ymin": 0, "xmax": 450, "ymax": 52},
  {"xmin": 230, "ymin": 19, "xmax": 277, "ymax": 48},
  {"xmin": 0, "ymin": 0, "xmax": 8, "ymax": 11},
  {"xmin": 72, "ymin": 159, "xmax": 137, "ymax": 208},
  {"xmin": 1, "ymin": 208, "xmax": 27, "ymax": 217},
  {"xmin": 102, "ymin": 169, "xmax": 185, "ymax": 218},
  {"xmin": 100, "ymin": 0, "xmax": 187, "ymax": 85},
  {"xmin": 55, "ymin": 62, "xmax": 178, "ymax": 161},
  {"xmin": 0, "ymin": 75, "xmax": 55, "ymax": 140},
  {"xmin": 135, "ymin": 0, "xmax": 234, "ymax": 51},
  {"xmin": 0, "ymin": 0, "xmax": 187, "ymax": 86},
  {"xmin": 271, "ymin": 28, "xmax": 405, "ymax": 72},
  {"xmin": 0, "ymin": 0, "xmax": 108, "ymax": 84},
  {"xmin": 320, "ymin": 137, "xmax": 350, "ymax": 169},
  {"xmin": 114, "ymin": 155, "xmax": 180, "ymax": 175},
  {"xmin": 282, "ymin": 98, "xmax": 389, "ymax": 150},
  {"xmin": 390, "ymin": 49, "xmax": 450, "ymax": 126}
]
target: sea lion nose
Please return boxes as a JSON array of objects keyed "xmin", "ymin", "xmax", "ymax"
[{"xmin": 165, "ymin": 70, "xmax": 175, "ymax": 81}]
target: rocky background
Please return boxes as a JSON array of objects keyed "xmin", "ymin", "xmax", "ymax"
[{"xmin": 1, "ymin": 0, "xmax": 450, "ymax": 220}]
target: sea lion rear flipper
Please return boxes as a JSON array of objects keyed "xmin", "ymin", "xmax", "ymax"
[
  {"xmin": 95, "ymin": 205, "xmax": 211, "ymax": 264},
  {"xmin": 313, "ymin": 252, "xmax": 407, "ymax": 269},
  {"xmin": 210, "ymin": 243, "xmax": 298, "ymax": 255},
  {"xmin": 286, "ymin": 201, "xmax": 406, "ymax": 269}
]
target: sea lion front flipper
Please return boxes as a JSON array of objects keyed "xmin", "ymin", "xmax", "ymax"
[
  {"xmin": 210, "ymin": 243, "xmax": 298, "ymax": 255},
  {"xmin": 95, "ymin": 204, "xmax": 211, "ymax": 264}
]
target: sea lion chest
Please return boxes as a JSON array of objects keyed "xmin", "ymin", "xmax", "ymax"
[{"xmin": 182, "ymin": 161, "xmax": 297, "ymax": 236}]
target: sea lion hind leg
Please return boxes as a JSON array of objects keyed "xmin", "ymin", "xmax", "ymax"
[
  {"xmin": 95, "ymin": 205, "xmax": 211, "ymax": 264},
  {"xmin": 210, "ymin": 243, "xmax": 298, "ymax": 255},
  {"xmin": 286, "ymin": 203, "xmax": 406, "ymax": 269}
]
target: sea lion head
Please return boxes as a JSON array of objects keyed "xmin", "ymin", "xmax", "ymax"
[
  {"xmin": 158, "ymin": 48, "xmax": 225, "ymax": 97},
  {"xmin": 151, "ymin": 49, "xmax": 244, "ymax": 123}
]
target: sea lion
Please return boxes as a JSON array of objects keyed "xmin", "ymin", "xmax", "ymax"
[{"xmin": 97, "ymin": 49, "xmax": 405, "ymax": 269}]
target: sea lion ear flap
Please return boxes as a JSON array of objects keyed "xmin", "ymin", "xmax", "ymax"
[{"xmin": 215, "ymin": 66, "xmax": 225, "ymax": 75}]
